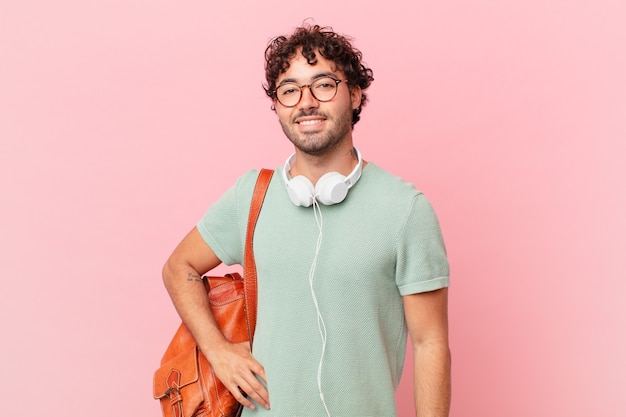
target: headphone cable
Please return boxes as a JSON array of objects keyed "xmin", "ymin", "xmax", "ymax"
[{"xmin": 309, "ymin": 199, "xmax": 331, "ymax": 417}]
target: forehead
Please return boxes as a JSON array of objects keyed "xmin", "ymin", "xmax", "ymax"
[{"xmin": 276, "ymin": 52, "xmax": 342, "ymax": 84}]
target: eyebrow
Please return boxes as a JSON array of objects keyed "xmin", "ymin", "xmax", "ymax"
[{"xmin": 277, "ymin": 72, "xmax": 338, "ymax": 87}]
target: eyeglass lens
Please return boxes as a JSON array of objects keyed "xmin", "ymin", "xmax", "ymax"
[{"xmin": 276, "ymin": 78, "xmax": 341, "ymax": 107}]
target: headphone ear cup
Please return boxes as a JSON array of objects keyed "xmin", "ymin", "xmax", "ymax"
[
  {"xmin": 315, "ymin": 172, "xmax": 349, "ymax": 205},
  {"xmin": 286, "ymin": 175, "xmax": 315, "ymax": 207}
]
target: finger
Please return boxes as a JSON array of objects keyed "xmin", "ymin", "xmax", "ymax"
[
  {"xmin": 244, "ymin": 359, "xmax": 269, "ymax": 405},
  {"xmin": 227, "ymin": 382, "xmax": 256, "ymax": 410},
  {"xmin": 236, "ymin": 377, "xmax": 270, "ymax": 410},
  {"xmin": 254, "ymin": 364, "xmax": 268, "ymax": 385}
]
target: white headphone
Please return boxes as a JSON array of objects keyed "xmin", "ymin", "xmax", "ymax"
[{"xmin": 282, "ymin": 148, "xmax": 363, "ymax": 207}]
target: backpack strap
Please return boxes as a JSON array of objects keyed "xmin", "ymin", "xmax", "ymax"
[{"xmin": 243, "ymin": 169, "xmax": 274, "ymax": 345}]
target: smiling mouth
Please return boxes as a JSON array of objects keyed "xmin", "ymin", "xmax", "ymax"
[{"xmin": 298, "ymin": 119, "xmax": 324, "ymax": 126}]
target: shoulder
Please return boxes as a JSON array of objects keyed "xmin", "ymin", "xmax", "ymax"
[
  {"xmin": 357, "ymin": 163, "xmax": 441, "ymax": 227},
  {"xmin": 227, "ymin": 169, "xmax": 265, "ymax": 201},
  {"xmin": 236, "ymin": 169, "xmax": 263, "ymax": 188},
  {"xmin": 201, "ymin": 169, "xmax": 264, "ymax": 218},
  {"xmin": 223, "ymin": 169, "xmax": 284, "ymax": 217},
  {"xmin": 360, "ymin": 163, "xmax": 425, "ymax": 200}
]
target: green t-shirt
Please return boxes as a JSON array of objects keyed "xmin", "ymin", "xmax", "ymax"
[{"xmin": 197, "ymin": 163, "xmax": 449, "ymax": 417}]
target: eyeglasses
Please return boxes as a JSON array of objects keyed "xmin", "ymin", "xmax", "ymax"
[{"xmin": 274, "ymin": 77, "xmax": 348, "ymax": 107}]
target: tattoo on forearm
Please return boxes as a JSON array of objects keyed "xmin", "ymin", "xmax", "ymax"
[{"xmin": 186, "ymin": 272, "xmax": 202, "ymax": 282}]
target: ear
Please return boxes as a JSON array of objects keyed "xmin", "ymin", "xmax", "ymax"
[{"xmin": 350, "ymin": 85, "xmax": 362, "ymax": 110}]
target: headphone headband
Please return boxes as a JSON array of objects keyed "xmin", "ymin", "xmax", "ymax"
[
  {"xmin": 282, "ymin": 148, "xmax": 363, "ymax": 188},
  {"xmin": 282, "ymin": 148, "xmax": 363, "ymax": 207}
]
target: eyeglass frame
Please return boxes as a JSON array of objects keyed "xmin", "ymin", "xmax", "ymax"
[{"xmin": 272, "ymin": 77, "xmax": 350, "ymax": 108}]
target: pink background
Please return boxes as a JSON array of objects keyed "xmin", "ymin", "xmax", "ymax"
[{"xmin": 1, "ymin": 1, "xmax": 624, "ymax": 416}]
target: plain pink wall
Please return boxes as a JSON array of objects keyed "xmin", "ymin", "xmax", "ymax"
[{"xmin": 1, "ymin": 1, "xmax": 624, "ymax": 416}]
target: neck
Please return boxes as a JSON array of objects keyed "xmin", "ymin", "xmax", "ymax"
[{"xmin": 289, "ymin": 143, "xmax": 364, "ymax": 185}]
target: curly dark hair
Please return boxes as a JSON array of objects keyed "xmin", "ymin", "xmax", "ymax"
[{"xmin": 263, "ymin": 24, "xmax": 374, "ymax": 127}]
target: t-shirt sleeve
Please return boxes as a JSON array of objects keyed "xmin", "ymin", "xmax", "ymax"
[
  {"xmin": 196, "ymin": 170, "xmax": 257, "ymax": 266},
  {"xmin": 395, "ymin": 193, "xmax": 450, "ymax": 295}
]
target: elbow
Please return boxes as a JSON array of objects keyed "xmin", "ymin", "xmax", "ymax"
[
  {"xmin": 414, "ymin": 340, "xmax": 451, "ymax": 373},
  {"xmin": 413, "ymin": 337, "xmax": 450, "ymax": 358},
  {"xmin": 162, "ymin": 258, "xmax": 176, "ymax": 291}
]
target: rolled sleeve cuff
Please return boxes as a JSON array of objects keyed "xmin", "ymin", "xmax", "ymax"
[{"xmin": 398, "ymin": 276, "xmax": 450, "ymax": 296}]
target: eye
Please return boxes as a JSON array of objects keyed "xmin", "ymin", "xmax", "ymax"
[
  {"xmin": 314, "ymin": 79, "xmax": 336, "ymax": 91},
  {"xmin": 278, "ymin": 84, "xmax": 299, "ymax": 96}
]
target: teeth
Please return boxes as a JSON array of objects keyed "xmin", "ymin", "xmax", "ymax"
[{"xmin": 299, "ymin": 119, "xmax": 323, "ymax": 126}]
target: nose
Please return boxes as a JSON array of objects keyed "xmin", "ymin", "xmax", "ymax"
[{"xmin": 298, "ymin": 85, "xmax": 320, "ymax": 110}]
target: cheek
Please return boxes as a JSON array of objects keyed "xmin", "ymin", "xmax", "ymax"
[
  {"xmin": 276, "ymin": 110, "xmax": 293, "ymax": 127},
  {"xmin": 275, "ymin": 107, "xmax": 289, "ymax": 121}
]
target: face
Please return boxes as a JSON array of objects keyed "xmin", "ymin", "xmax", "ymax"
[{"xmin": 274, "ymin": 51, "xmax": 362, "ymax": 156}]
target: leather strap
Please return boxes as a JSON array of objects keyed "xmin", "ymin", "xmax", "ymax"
[
  {"xmin": 165, "ymin": 369, "xmax": 182, "ymax": 417},
  {"xmin": 243, "ymin": 169, "xmax": 274, "ymax": 346}
]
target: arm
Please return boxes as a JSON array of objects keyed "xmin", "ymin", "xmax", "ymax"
[
  {"xmin": 403, "ymin": 288, "xmax": 451, "ymax": 417},
  {"xmin": 162, "ymin": 226, "xmax": 270, "ymax": 411}
]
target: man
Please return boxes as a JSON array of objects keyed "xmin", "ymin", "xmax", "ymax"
[{"xmin": 163, "ymin": 24, "xmax": 451, "ymax": 416}]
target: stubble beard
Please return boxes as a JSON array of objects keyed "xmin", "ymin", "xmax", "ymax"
[{"xmin": 280, "ymin": 109, "xmax": 353, "ymax": 156}]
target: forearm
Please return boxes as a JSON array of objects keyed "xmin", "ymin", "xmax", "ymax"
[
  {"xmin": 162, "ymin": 260, "xmax": 229, "ymax": 359},
  {"xmin": 413, "ymin": 342, "xmax": 451, "ymax": 417},
  {"xmin": 163, "ymin": 253, "xmax": 270, "ymax": 410}
]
